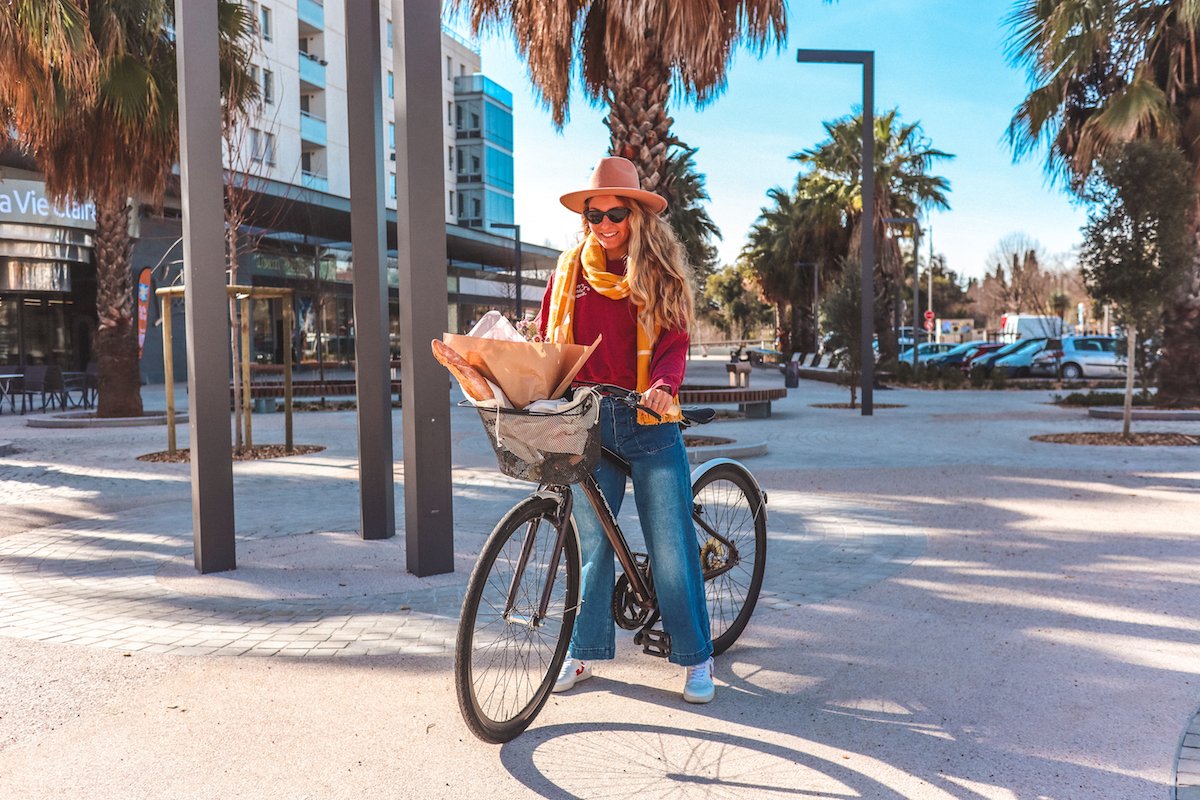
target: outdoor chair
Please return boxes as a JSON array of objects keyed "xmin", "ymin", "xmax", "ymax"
[
  {"xmin": 64, "ymin": 363, "xmax": 96, "ymax": 408},
  {"xmin": 21, "ymin": 365, "xmax": 68, "ymax": 412}
]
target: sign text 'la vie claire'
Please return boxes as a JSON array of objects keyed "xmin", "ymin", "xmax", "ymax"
[{"xmin": 0, "ymin": 181, "xmax": 96, "ymax": 225}]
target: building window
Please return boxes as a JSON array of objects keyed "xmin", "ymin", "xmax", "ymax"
[
  {"xmin": 389, "ymin": 173, "xmax": 397, "ymax": 199},
  {"xmin": 250, "ymin": 129, "xmax": 275, "ymax": 165},
  {"xmin": 448, "ymin": 190, "xmax": 455, "ymax": 216},
  {"xmin": 386, "ymin": 20, "xmax": 392, "ymax": 48},
  {"xmin": 262, "ymin": 68, "xmax": 274, "ymax": 105},
  {"xmin": 258, "ymin": 4, "xmax": 272, "ymax": 41},
  {"xmin": 448, "ymin": 145, "xmax": 453, "ymax": 170},
  {"xmin": 389, "ymin": 122, "xmax": 395, "ymax": 150},
  {"xmin": 460, "ymin": 64, "xmax": 467, "ymax": 77},
  {"xmin": 446, "ymin": 55, "xmax": 452, "ymax": 81},
  {"xmin": 448, "ymin": 101, "xmax": 453, "ymax": 126},
  {"xmin": 387, "ymin": 71, "xmax": 394, "ymax": 99}
]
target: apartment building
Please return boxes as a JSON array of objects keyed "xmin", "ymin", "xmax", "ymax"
[{"xmin": 0, "ymin": 1, "xmax": 551, "ymax": 377}]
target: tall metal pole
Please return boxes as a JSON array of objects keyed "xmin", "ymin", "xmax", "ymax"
[
  {"xmin": 796, "ymin": 49, "xmax": 875, "ymax": 415},
  {"xmin": 346, "ymin": 0, "xmax": 396, "ymax": 541},
  {"xmin": 912, "ymin": 224, "xmax": 920, "ymax": 368},
  {"xmin": 175, "ymin": 0, "xmax": 236, "ymax": 572},
  {"xmin": 860, "ymin": 54, "xmax": 875, "ymax": 415},
  {"xmin": 393, "ymin": 0, "xmax": 454, "ymax": 576}
]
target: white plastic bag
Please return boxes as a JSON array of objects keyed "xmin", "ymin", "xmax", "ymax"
[{"xmin": 468, "ymin": 310, "xmax": 525, "ymax": 342}]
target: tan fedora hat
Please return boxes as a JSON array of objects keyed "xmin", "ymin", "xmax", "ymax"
[{"xmin": 559, "ymin": 156, "xmax": 668, "ymax": 215}]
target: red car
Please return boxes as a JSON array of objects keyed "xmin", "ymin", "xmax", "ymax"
[{"xmin": 959, "ymin": 342, "xmax": 1006, "ymax": 373}]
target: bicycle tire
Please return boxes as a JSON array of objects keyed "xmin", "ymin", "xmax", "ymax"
[
  {"xmin": 691, "ymin": 462, "xmax": 767, "ymax": 655},
  {"xmin": 455, "ymin": 494, "xmax": 579, "ymax": 743}
]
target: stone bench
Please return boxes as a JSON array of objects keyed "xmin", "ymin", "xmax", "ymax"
[{"xmin": 678, "ymin": 384, "xmax": 787, "ymax": 418}]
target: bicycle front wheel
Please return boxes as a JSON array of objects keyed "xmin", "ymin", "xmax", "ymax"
[
  {"xmin": 455, "ymin": 494, "xmax": 579, "ymax": 743},
  {"xmin": 692, "ymin": 462, "xmax": 767, "ymax": 655}
]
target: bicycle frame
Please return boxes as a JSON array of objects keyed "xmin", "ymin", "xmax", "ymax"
[{"xmin": 507, "ymin": 444, "xmax": 743, "ymax": 626}]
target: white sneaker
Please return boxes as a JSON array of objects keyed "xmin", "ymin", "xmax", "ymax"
[
  {"xmin": 553, "ymin": 658, "xmax": 591, "ymax": 693},
  {"xmin": 682, "ymin": 657, "xmax": 715, "ymax": 704}
]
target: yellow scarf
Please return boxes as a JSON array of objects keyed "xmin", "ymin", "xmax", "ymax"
[{"xmin": 546, "ymin": 234, "xmax": 681, "ymax": 425}]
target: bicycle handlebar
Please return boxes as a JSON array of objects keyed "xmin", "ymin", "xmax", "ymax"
[{"xmin": 573, "ymin": 382, "xmax": 663, "ymax": 421}]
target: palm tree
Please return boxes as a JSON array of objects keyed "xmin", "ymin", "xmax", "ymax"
[
  {"xmin": 795, "ymin": 108, "xmax": 952, "ymax": 360},
  {"xmin": 659, "ymin": 141, "xmax": 722, "ymax": 283},
  {"xmin": 1006, "ymin": 0, "xmax": 1200, "ymax": 405},
  {"xmin": 0, "ymin": 0, "xmax": 257, "ymax": 417},
  {"xmin": 450, "ymin": 1, "xmax": 786, "ymax": 194}
]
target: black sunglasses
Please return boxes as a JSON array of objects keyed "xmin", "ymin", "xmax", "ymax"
[{"xmin": 583, "ymin": 207, "xmax": 632, "ymax": 225}]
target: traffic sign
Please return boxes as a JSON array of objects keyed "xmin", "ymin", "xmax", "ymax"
[
  {"xmin": 923, "ymin": 320, "xmax": 934, "ymax": 331},
  {"xmin": 923, "ymin": 310, "xmax": 935, "ymax": 321}
]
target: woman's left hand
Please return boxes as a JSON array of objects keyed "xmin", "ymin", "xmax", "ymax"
[{"xmin": 642, "ymin": 385, "xmax": 674, "ymax": 416}]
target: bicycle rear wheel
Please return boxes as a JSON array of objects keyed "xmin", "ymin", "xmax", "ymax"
[
  {"xmin": 692, "ymin": 462, "xmax": 767, "ymax": 655},
  {"xmin": 455, "ymin": 494, "xmax": 579, "ymax": 743}
]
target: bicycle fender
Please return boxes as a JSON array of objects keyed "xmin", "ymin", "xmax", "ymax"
[{"xmin": 689, "ymin": 458, "xmax": 767, "ymax": 506}]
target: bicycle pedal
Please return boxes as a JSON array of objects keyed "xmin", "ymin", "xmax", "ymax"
[{"xmin": 638, "ymin": 627, "xmax": 671, "ymax": 658}]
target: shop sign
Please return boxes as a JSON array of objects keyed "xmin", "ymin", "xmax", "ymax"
[{"xmin": 0, "ymin": 179, "xmax": 96, "ymax": 229}]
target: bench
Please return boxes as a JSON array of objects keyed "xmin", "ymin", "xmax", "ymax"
[
  {"xmin": 726, "ymin": 362, "xmax": 752, "ymax": 387},
  {"xmin": 232, "ymin": 378, "xmax": 402, "ymax": 405},
  {"xmin": 678, "ymin": 384, "xmax": 787, "ymax": 418}
]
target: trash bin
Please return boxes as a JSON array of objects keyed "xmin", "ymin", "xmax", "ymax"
[{"xmin": 784, "ymin": 361, "xmax": 800, "ymax": 388}]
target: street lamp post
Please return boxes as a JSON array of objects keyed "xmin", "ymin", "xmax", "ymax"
[
  {"xmin": 796, "ymin": 49, "xmax": 875, "ymax": 416},
  {"xmin": 884, "ymin": 216, "xmax": 921, "ymax": 370},
  {"xmin": 490, "ymin": 222, "xmax": 522, "ymax": 320}
]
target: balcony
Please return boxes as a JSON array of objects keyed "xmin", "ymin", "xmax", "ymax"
[
  {"xmin": 298, "ymin": 0, "xmax": 324, "ymax": 32},
  {"xmin": 298, "ymin": 52, "xmax": 326, "ymax": 90},
  {"xmin": 301, "ymin": 171, "xmax": 329, "ymax": 193},
  {"xmin": 300, "ymin": 111, "xmax": 327, "ymax": 147}
]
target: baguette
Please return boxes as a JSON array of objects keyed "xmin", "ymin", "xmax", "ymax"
[{"xmin": 431, "ymin": 339, "xmax": 494, "ymax": 402}]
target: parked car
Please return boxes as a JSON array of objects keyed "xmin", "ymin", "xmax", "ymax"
[
  {"xmin": 897, "ymin": 342, "xmax": 957, "ymax": 364},
  {"xmin": 925, "ymin": 340, "xmax": 998, "ymax": 372},
  {"xmin": 993, "ymin": 338, "xmax": 1057, "ymax": 377},
  {"xmin": 970, "ymin": 338, "xmax": 1047, "ymax": 376},
  {"xmin": 1029, "ymin": 335, "xmax": 1126, "ymax": 378},
  {"xmin": 954, "ymin": 342, "xmax": 1006, "ymax": 373}
]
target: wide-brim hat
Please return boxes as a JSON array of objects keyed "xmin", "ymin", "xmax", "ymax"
[{"xmin": 560, "ymin": 156, "xmax": 668, "ymax": 215}]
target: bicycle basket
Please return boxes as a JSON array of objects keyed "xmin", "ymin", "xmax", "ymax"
[{"xmin": 474, "ymin": 389, "xmax": 601, "ymax": 484}]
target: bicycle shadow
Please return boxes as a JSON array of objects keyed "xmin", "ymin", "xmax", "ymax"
[{"xmin": 497, "ymin": 718, "xmax": 964, "ymax": 800}]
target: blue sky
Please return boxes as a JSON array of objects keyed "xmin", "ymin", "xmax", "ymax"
[{"xmin": 466, "ymin": 0, "xmax": 1086, "ymax": 282}]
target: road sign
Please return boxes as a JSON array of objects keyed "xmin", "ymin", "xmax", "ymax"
[
  {"xmin": 923, "ymin": 320, "xmax": 934, "ymax": 331},
  {"xmin": 923, "ymin": 310, "xmax": 935, "ymax": 321}
]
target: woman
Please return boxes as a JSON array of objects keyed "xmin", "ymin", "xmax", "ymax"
[{"xmin": 536, "ymin": 156, "xmax": 715, "ymax": 704}]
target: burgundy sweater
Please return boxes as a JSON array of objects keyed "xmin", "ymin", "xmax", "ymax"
[{"xmin": 535, "ymin": 257, "xmax": 688, "ymax": 394}]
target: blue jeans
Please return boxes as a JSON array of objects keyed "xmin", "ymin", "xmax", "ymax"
[{"xmin": 568, "ymin": 397, "xmax": 713, "ymax": 667}]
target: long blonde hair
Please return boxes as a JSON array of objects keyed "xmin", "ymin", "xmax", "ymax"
[{"xmin": 581, "ymin": 199, "xmax": 695, "ymax": 332}]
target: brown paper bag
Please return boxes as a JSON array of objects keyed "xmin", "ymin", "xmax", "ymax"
[{"xmin": 442, "ymin": 333, "xmax": 601, "ymax": 409}]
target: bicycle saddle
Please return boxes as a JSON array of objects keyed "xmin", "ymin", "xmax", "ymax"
[{"xmin": 681, "ymin": 407, "xmax": 716, "ymax": 425}]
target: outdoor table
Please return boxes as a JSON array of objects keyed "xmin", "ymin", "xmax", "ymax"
[{"xmin": 0, "ymin": 373, "xmax": 22, "ymax": 414}]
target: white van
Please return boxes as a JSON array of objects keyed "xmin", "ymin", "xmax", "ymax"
[{"xmin": 998, "ymin": 315, "xmax": 1069, "ymax": 342}]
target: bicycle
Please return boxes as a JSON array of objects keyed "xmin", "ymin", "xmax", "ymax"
[{"xmin": 454, "ymin": 384, "xmax": 768, "ymax": 743}]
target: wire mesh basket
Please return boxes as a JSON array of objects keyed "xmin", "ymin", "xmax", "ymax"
[{"xmin": 473, "ymin": 390, "xmax": 601, "ymax": 484}]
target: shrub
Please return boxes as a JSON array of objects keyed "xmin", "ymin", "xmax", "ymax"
[
  {"xmin": 968, "ymin": 365, "xmax": 988, "ymax": 388},
  {"xmin": 1054, "ymin": 390, "xmax": 1156, "ymax": 407},
  {"xmin": 991, "ymin": 367, "xmax": 1009, "ymax": 389},
  {"xmin": 941, "ymin": 366, "xmax": 966, "ymax": 389}
]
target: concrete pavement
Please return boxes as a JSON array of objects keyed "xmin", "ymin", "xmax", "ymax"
[{"xmin": 0, "ymin": 356, "xmax": 1197, "ymax": 798}]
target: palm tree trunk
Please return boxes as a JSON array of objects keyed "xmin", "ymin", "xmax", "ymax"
[
  {"xmin": 93, "ymin": 194, "xmax": 143, "ymax": 418},
  {"xmin": 605, "ymin": 62, "xmax": 673, "ymax": 195},
  {"xmin": 1158, "ymin": 265, "xmax": 1200, "ymax": 406}
]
